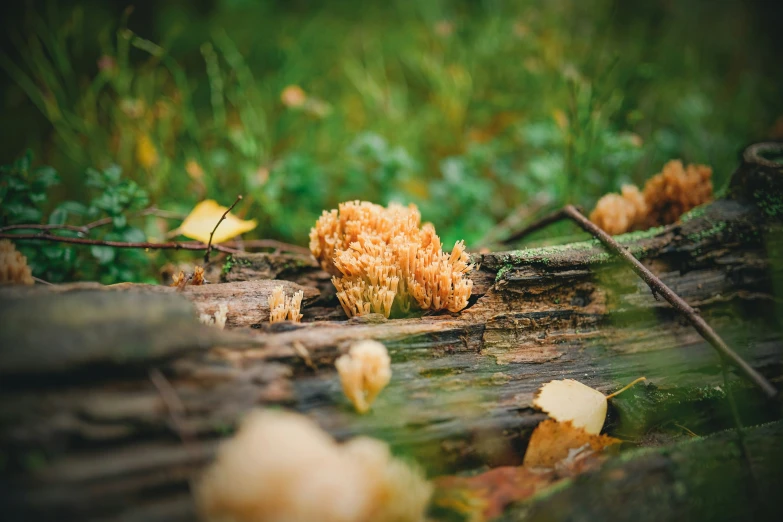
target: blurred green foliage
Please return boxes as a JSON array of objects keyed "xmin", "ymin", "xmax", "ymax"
[
  {"xmin": 1, "ymin": 0, "xmax": 781, "ymax": 282},
  {"xmin": 1, "ymin": 152, "xmax": 155, "ymax": 282}
]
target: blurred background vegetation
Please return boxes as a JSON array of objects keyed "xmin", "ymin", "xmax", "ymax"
[{"xmin": 1, "ymin": 0, "xmax": 782, "ymax": 283}]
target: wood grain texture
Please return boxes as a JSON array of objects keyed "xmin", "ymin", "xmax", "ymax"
[{"xmin": 1, "ymin": 149, "xmax": 782, "ymax": 521}]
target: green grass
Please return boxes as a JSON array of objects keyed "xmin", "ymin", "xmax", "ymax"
[{"xmin": 1, "ymin": 0, "xmax": 781, "ymax": 268}]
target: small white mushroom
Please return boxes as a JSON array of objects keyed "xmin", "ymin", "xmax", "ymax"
[
  {"xmin": 336, "ymin": 340, "xmax": 392, "ymax": 414},
  {"xmin": 268, "ymin": 285, "xmax": 304, "ymax": 323},
  {"xmin": 195, "ymin": 408, "xmax": 431, "ymax": 522}
]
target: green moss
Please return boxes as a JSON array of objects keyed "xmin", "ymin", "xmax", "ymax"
[
  {"xmin": 506, "ymin": 239, "xmax": 601, "ymax": 262},
  {"xmin": 691, "ymin": 384, "xmax": 727, "ymax": 401},
  {"xmin": 687, "ymin": 221, "xmax": 727, "ymax": 242},
  {"xmin": 495, "ymin": 264, "xmax": 513, "ymax": 282},
  {"xmin": 754, "ymin": 189, "xmax": 783, "ymax": 218},
  {"xmin": 615, "ymin": 225, "xmax": 667, "ymax": 242},
  {"xmin": 585, "ymin": 252, "xmax": 613, "ymax": 263},
  {"xmin": 498, "ymin": 224, "xmax": 668, "ymax": 268},
  {"xmin": 614, "ymin": 444, "xmax": 661, "ymax": 464},
  {"xmin": 221, "ymin": 254, "xmax": 235, "ymax": 275},
  {"xmin": 680, "ymin": 205, "xmax": 708, "ymax": 223}
]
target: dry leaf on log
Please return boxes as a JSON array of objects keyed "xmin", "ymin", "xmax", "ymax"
[
  {"xmin": 433, "ymin": 466, "xmax": 556, "ymax": 522},
  {"xmin": 179, "ymin": 199, "xmax": 257, "ymax": 244},
  {"xmin": 533, "ymin": 377, "xmax": 646, "ymax": 434},
  {"xmin": 522, "ymin": 419, "xmax": 621, "ymax": 469},
  {"xmin": 533, "ymin": 379, "xmax": 608, "ymax": 434}
]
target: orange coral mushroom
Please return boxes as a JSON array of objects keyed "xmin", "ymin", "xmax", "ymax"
[
  {"xmin": 589, "ymin": 185, "xmax": 647, "ymax": 236},
  {"xmin": 310, "ymin": 201, "xmax": 473, "ymax": 318},
  {"xmin": 268, "ymin": 285, "xmax": 304, "ymax": 323},
  {"xmin": 0, "ymin": 240, "xmax": 34, "ymax": 285},
  {"xmin": 642, "ymin": 160, "xmax": 712, "ymax": 228},
  {"xmin": 589, "ymin": 160, "xmax": 712, "ymax": 235}
]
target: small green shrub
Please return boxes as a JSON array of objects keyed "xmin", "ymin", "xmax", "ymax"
[{"xmin": 1, "ymin": 152, "xmax": 156, "ymax": 283}]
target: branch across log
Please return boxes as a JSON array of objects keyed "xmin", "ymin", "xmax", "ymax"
[{"xmin": 0, "ymin": 232, "xmax": 239, "ymax": 254}]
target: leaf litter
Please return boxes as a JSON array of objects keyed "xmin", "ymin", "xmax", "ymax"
[
  {"xmin": 178, "ymin": 199, "xmax": 257, "ymax": 244},
  {"xmin": 432, "ymin": 377, "xmax": 646, "ymax": 521}
]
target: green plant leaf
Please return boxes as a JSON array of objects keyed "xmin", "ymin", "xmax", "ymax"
[
  {"xmin": 121, "ymin": 227, "xmax": 146, "ymax": 243},
  {"xmin": 90, "ymin": 245, "xmax": 116, "ymax": 264},
  {"xmin": 33, "ymin": 166, "xmax": 60, "ymax": 189},
  {"xmin": 5, "ymin": 205, "xmax": 42, "ymax": 224},
  {"xmin": 56, "ymin": 201, "xmax": 89, "ymax": 216},
  {"xmin": 48, "ymin": 207, "xmax": 68, "ymax": 225},
  {"xmin": 103, "ymin": 165, "xmax": 122, "ymax": 184}
]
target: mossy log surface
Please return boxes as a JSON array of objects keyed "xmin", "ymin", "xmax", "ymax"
[
  {"xmin": 501, "ymin": 420, "xmax": 783, "ymax": 522},
  {"xmin": 1, "ymin": 148, "xmax": 782, "ymax": 521}
]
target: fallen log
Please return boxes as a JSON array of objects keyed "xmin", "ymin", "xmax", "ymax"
[
  {"xmin": 502, "ymin": 420, "xmax": 783, "ymax": 522},
  {"xmin": 0, "ymin": 144, "xmax": 781, "ymax": 521}
]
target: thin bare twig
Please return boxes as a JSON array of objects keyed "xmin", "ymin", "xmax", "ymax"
[
  {"xmin": 478, "ymin": 194, "xmax": 552, "ymax": 248},
  {"xmin": 560, "ymin": 204, "xmax": 777, "ymax": 398},
  {"xmin": 0, "ymin": 232, "xmax": 236, "ymax": 253},
  {"xmin": 205, "ymin": 195, "xmax": 243, "ymax": 263},
  {"xmin": 32, "ymin": 276, "xmax": 53, "ymax": 286},
  {"xmin": 501, "ymin": 207, "xmax": 577, "ymax": 245},
  {"xmin": 0, "ymin": 208, "xmax": 188, "ymax": 235},
  {"xmin": 225, "ymin": 239, "xmax": 311, "ymax": 256},
  {"xmin": 0, "ymin": 223, "xmax": 89, "ymax": 234},
  {"xmin": 83, "ymin": 207, "xmax": 188, "ymax": 231}
]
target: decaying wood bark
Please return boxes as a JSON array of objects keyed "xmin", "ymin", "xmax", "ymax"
[
  {"xmin": 504, "ymin": 420, "xmax": 783, "ymax": 522},
  {"xmin": 0, "ymin": 145, "xmax": 781, "ymax": 521}
]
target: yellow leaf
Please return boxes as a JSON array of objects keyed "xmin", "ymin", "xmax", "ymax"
[
  {"xmin": 522, "ymin": 419, "xmax": 620, "ymax": 469},
  {"xmin": 179, "ymin": 200, "xmax": 256, "ymax": 244},
  {"xmin": 532, "ymin": 377, "xmax": 647, "ymax": 435},
  {"xmin": 533, "ymin": 379, "xmax": 607, "ymax": 435},
  {"xmin": 136, "ymin": 134, "xmax": 159, "ymax": 169}
]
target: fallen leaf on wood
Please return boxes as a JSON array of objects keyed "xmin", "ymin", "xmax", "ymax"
[
  {"xmin": 179, "ymin": 200, "xmax": 257, "ymax": 244},
  {"xmin": 433, "ymin": 419, "xmax": 620, "ymax": 522},
  {"xmin": 522, "ymin": 419, "xmax": 620, "ymax": 469},
  {"xmin": 533, "ymin": 377, "xmax": 646, "ymax": 434},
  {"xmin": 433, "ymin": 466, "xmax": 556, "ymax": 521},
  {"xmin": 533, "ymin": 379, "xmax": 608, "ymax": 434}
]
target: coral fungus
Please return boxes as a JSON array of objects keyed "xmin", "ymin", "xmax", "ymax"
[
  {"xmin": 195, "ymin": 408, "xmax": 432, "ymax": 522},
  {"xmin": 589, "ymin": 185, "xmax": 648, "ymax": 236},
  {"xmin": 0, "ymin": 240, "xmax": 34, "ymax": 285},
  {"xmin": 589, "ymin": 160, "xmax": 712, "ymax": 235},
  {"xmin": 309, "ymin": 201, "xmax": 473, "ymax": 318},
  {"xmin": 170, "ymin": 265, "xmax": 205, "ymax": 289},
  {"xmin": 192, "ymin": 265, "xmax": 205, "ymax": 285},
  {"xmin": 642, "ymin": 160, "xmax": 713, "ymax": 228},
  {"xmin": 336, "ymin": 340, "xmax": 392, "ymax": 414},
  {"xmin": 200, "ymin": 303, "xmax": 229, "ymax": 329},
  {"xmin": 268, "ymin": 285, "xmax": 304, "ymax": 323}
]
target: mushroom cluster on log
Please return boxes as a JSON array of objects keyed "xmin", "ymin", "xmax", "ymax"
[{"xmin": 0, "ymin": 143, "xmax": 781, "ymax": 521}]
